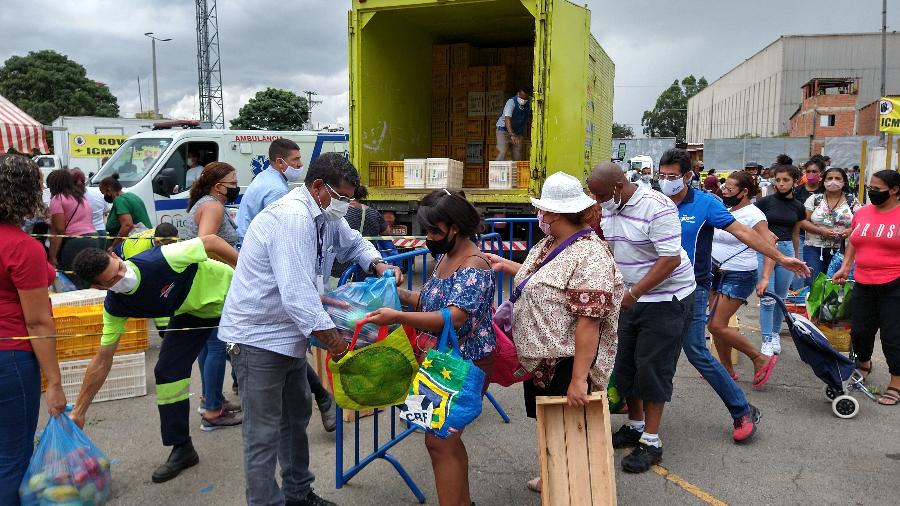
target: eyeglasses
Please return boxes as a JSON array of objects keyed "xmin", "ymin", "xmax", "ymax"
[
  {"xmin": 326, "ymin": 183, "xmax": 355, "ymax": 203},
  {"xmin": 866, "ymin": 186, "xmax": 887, "ymax": 192},
  {"xmin": 658, "ymin": 173, "xmax": 685, "ymax": 181}
]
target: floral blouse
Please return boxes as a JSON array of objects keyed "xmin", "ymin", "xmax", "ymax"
[
  {"xmin": 419, "ymin": 266, "xmax": 496, "ymax": 361},
  {"xmin": 512, "ymin": 232, "xmax": 624, "ymax": 388},
  {"xmin": 804, "ymin": 193, "xmax": 858, "ymax": 249}
]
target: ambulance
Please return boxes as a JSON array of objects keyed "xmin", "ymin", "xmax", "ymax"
[{"xmin": 88, "ymin": 121, "xmax": 349, "ymax": 229}]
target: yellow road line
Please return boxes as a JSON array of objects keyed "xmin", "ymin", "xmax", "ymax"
[{"xmin": 651, "ymin": 464, "xmax": 729, "ymax": 506}]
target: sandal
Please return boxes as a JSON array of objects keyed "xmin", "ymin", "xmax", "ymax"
[
  {"xmin": 752, "ymin": 354, "xmax": 778, "ymax": 389},
  {"xmin": 526, "ymin": 477, "xmax": 542, "ymax": 493},
  {"xmin": 856, "ymin": 362, "xmax": 872, "ymax": 382},
  {"xmin": 878, "ymin": 387, "xmax": 900, "ymax": 406}
]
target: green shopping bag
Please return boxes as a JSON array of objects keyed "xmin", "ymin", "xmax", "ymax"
[
  {"xmin": 327, "ymin": 317, "xmax": 419, "ymax": 411},
  {"xmin": 607, "ymin": 373, "xmax": 625, "ymax": 414},
  {"xmin": 807, "ymin": 273, "xmax": 853, "ymax": 324}
]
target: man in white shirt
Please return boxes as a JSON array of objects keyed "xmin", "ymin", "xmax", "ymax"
[
  {"xmin": 184, "ymin": 151, "xmax": 204, "ymax": 188},
  {"xmin": 494, "ymin": 85, "xmax": 532, "ymax": 161},
  {"xmin": 219, "ymin": 152, "xmax": 401, "ymax": 506}
]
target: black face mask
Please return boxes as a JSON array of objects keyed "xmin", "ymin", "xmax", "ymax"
[
  {"xmin": 775, "ymin": 187, "xmax": 794, "ymax": 199},
  {"xmin": 104, "ymin": 194, "xmax": 115, "ymax": 204},
  {"xmin": 223, "ymin": 185, "xmax": 240, "ymax": 204},
  {"xmin": 722, "ymin": 193, "xmax": 743, "ymax": 207},
  {"xmin": 426, "ymin": 231, "xmax": 457, "ymax": 257},
  {"xmin": 868, "ymin": 189, "xmax": 891, "ymax": 206}
]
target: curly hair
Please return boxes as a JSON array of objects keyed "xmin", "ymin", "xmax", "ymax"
[
  {"xmin": 47, "ymin": 168, "xmax": 85, "ymax": 201},
  {"xmin": 0, "ymin": 154, "xmax": 46, "ymax": 225},
  {"xmin": 72, "ymin": 248, "xmax": 112, "ymax": 282},
  {"xmin": 187, "ymin": 161, "xmax": 236, "ymax": 210}
]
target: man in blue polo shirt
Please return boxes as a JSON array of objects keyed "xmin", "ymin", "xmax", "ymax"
[{"xmin": 657, "ymin": 148, "xmax": 810, "ymax": 443}]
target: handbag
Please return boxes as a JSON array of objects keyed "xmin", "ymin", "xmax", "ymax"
[
  {"xmin": 404, "ymin": 308, "xmax": 485, "ymax": 439},
  {"xmin": 711, "ymin": 246, "xmax": 748, "ymax": 277},
  {"xmin": 490, "ymin": 228, "xmax": 593, "ymax": 385},
  {"xmin": 327, "ymin": 317, "xmax": 419, "ymax": 411}
]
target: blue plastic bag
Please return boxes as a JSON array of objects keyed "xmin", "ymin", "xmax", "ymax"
[
  {"xmin": 51, "ymin": 271, "xmax": 77, "ymax": 294},
  {"xmin": 319, "ymin": 271, "xmax": 402, "ymax": 347},
  {"xmin": 19, "ymin": 415, "xmax": 112, "ymax": 505},
  {"xmin": 826, "ymin": 251, "xmax": 854, "ymax": 281}
]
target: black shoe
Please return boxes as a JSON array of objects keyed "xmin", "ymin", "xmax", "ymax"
[
  {"xmin": 151, "ymin": 442, "xmax": 199, "ymax": 483},
  {"xmin": 611, "ymin": 424, "xmax": 642, "ymax": 449},
  {"xmin": 621, "ymin": 442, "xmax": 662, "ymax": 473},
  {"xmin": 318, "ymin": 394, "xmax": 337, "ymax": 433},
  {"xmin": 286, "ymin": 491, "xmax": 338, "ymax": 506}
]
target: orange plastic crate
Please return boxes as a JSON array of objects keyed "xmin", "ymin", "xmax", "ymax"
[
  {"xmin": 516, "ymin": 161, "xmax": 531, "ymax": 188},
  {"xmin": 368, "ymin": 161, "xmax": 405, "ymax": 188},
  {"xmin": 53, "ymin": 304, "xmax": 149, "ymax": 361}
]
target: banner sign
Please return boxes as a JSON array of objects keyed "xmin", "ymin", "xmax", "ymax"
[
  {"xmin": 879, "ymin": 97, "xmax": 900, "ymax": 134},
  {"xmin": 69, "ymin": 133, "xmax": 129, "ymax": 158}
]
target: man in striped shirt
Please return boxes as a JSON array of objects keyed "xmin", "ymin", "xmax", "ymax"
[{"xmin": 588, "ymin": 162, "xmax": 696, "ymax": 474}]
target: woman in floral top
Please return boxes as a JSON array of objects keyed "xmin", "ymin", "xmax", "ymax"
[
  {"xmin": 486, "ymin": 172, "xmax": 623, "ymax": 494},
  {"xmin": 368, "ymin": 189, "xmax": 494, "ymax": 506},
  {"xmin": 800, "ymin": 167, "xmax": 859, "ymax": 280}
]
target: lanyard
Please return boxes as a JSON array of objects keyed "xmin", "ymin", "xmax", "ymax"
[{"xmin": 316, "ymin": 217, "xmax": 326, "ymax": 273}]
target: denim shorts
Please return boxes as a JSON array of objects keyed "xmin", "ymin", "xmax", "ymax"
[{"xmin": 712, "ymin": 269, "xmax": 758, "ymax": 302}]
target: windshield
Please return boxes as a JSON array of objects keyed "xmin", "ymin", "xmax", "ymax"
[
  {"xmin": 90, "ymin": 137, "xmax": 171, "ymax": 187},
  {"xmin": 630, "ymin": 161, "xmax": 644, "ymax": 170}
]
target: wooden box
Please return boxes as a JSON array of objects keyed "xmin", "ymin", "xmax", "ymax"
[{"xmin": 535, "ymin": 393, "xmax": 616, "ymax": 506}]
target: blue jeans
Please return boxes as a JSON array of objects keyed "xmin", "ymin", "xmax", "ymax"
[
  {"xmin": 0, "ymin": 351, "xmax": 40, "ymax": 505},
  {"xmin": 758, "ymin": 241, "xmax": 796, "ymax": 341},
  {"xmin": 790, "ymin": 233, "xmax": 807, "ymax": 290},
  {"xmin": 197, "ymin": 329, "xmax": 227, "ymax": 410},
  {"xmin": 803, "ymin": 244, "xmax": 836, "ymax": 283},
  {"xmin": 683, "ymin": 284, "xmax": 751, "ymax": 420}
]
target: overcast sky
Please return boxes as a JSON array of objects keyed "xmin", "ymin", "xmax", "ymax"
[{"xmin": 1, "ymin": 0, "xmax": 896, "ymax": 134}]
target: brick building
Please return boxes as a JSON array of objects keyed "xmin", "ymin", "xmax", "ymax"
[{"xmin": 788, "ymin": 78, "xmax": 859, "ymax": 155}]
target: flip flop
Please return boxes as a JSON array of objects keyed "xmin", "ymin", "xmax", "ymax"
[
  {"xmin": 526, "ymin": 477, "xmax": 541, "ymax": 493},
  {"xmin": 752, "ymin": 354, "xmax": 778, "ymax": 389},
  {"xmin": 877, "ymin": 387, "xmax": 900, "ymax": 406}
]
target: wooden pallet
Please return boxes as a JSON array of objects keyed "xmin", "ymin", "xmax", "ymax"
[
  {"xmin": 535, "ymin": 392, "xmax": 616, "ymax": 506},
  {"xmin": 309, "ymin": 346, "xmax": 375, "ymax": 423}
]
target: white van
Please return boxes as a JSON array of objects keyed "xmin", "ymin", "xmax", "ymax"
[{"xmin": 88, "ymin": 123, "xmax": 349, "ymax": 229}]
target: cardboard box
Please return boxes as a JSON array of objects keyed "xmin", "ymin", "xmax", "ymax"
[
  {"xmin": 432, "ymin": 44, "xmax": 450, "ymax": 66},
  {"xmin": 467, "ymin": 66, "xmax": 487, "ymax": 91}
]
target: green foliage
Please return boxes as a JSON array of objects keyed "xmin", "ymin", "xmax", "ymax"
[
  {"xmin": 230, "ymin": 88, "xmax": 309, "ymax": 130},
  {"xmin": 612, "ymin": 122, "xmax": 634, "ymax": 139},
  {"xmin": 641, "ymin": 75, "xmax": 708, "ymax": 142},
  {"xmin": 0, "ymin": 50, "xmax": 119, "ymax": 125}
]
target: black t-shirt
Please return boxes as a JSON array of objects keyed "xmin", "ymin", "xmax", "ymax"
[
  {"xmin": 793, "ymin": 185, "xmax": 819, "ymax": 209},
  {"xmin": 756, "ymin": 193, "xmax": 806, "ymax": 241}
]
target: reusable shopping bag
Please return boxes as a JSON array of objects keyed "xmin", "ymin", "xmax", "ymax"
[
  {"xmin": 807, "ymin": 273, "xmax": 853, "ymax": 324},
  {"xmin": 607, "ymin": 373, "xmax": 626, "ymax": 414},
  {"xmin": 321, "ymin": 270, "xmax": 402, "ymax": 347},
  {"xmin": 19, "ymin": 414, "xmax": 112, "ymax": 505},
  {"xmin": 403, "ymin": 308, "xmax": 485, "ymax": 439},
  {"xmin": 327, "ymin": 317, "xmax": 419, "ymax": 411}
]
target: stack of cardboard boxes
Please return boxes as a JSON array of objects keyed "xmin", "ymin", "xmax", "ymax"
[{"xmin": 431, "ymin": 43, "xmax": 532, "ymax": 188}]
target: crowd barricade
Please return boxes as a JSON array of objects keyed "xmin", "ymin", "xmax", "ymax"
[{"xmin": 332, "ymin": 217, "xmax": 538, "ymax": 502}]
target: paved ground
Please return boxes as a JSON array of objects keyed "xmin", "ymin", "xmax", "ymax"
[{"xmin": 39, "ymin": 299, "xmax": 898, "ymax": 506}]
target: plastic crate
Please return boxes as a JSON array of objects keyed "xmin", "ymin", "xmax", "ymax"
[
  {"xmin": 464, "ymin": 166, "xmax": 487, "ymax": 188},
  {"xmin": 50, "ymin": 289, "xmax": 107, "ymax": 307},
  {"xmin": 368, "ymin": 161, "xmax": 405, "ymax": 188},
  {"xmin": 489, "ymin": 161, "xmax": 517, "ymax": 189},
  {"xmin": 425, "ymin": 158, "xmax": 464, "ymax": 189},
  {"xmin": 516, "ymin": 161, "xmax": 531, "ymax": 188},
  {"xmin": 466, "ymin": 141, "xmax": 485, "ymax": 164},
  {"xmin": 53, "ymin": 304, "xmax": 149, "ymax": 361},
  {"xmin": 57, "ymin": 352, "xmax": 147, "ymax": 403},
  {"xmin": 468, "ymin": 92, "xmax": 486, "ymax": 117},
  {"xmin": 403, "ymin": 159, "xmax": 427, "ymax": 189}
]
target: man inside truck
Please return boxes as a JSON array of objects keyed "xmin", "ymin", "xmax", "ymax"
[
  {"xmin": 184, "ymin": 150, "xmax": 205, "ymax": 189},
  {"xmin": 494, "ymin": 85, "xmax": 532, "ymax": 161}
]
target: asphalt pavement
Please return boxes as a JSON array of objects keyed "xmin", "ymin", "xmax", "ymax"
[{"xmin": 38, "ymin": 299, "xmax": 899, "ymax": 506}]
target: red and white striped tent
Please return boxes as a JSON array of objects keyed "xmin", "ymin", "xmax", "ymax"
[{"xmin": 0, "ymin": 93, "xmax": 49, "ymax": 155}]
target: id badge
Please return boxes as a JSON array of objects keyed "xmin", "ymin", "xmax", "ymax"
[{"xmin": 316, "ymin": 274, "xmax": 325, "ymax": 296}]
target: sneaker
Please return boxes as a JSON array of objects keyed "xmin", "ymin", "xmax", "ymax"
[
  {"xmin": 197, "ymin": 397, "xmax": 242, "ymax": 414},
  {"xmin": 732, "ymin": 405, "xmax": 761, "ymax": 443},
  {"xmin": 771, "ymin": 337, "xmax": 782, "ymax": 355},
  {"xmin": 318, "ymin": 394, "xmax": 337, "ymax": 433},
  {"xmin": 760, "ymin": 338, "xmax": 775, "ymax": 357},
  {"xmin": 200, "ymin": 410, "xmax": 243, "ymax": 432},
  {"xmin": 286, "ymin": 491, "xmax": 337, "ymax": 506},
  {"xmin": 621, "ymin": 442, "xmax": 662, "ymax": 473},
  {"xmin": 611, "ymin": 424, "xmax": 642, "ymax": 449},
  {"xmin": 151, "ymin": 442, "xmax": 199, "ymax": 483}
]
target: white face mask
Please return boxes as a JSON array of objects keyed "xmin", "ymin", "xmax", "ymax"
[
  {"xmin": 516, "ymin": 96, "xmax": 527, "ymax": 106},
  {"xmin": 659, "ymin": 177, "xmax": 686, "ymax": 196},
  {"xmin": 824, "ymin": 180, "xmax": 843, "ymax": 192},
  {"xmin": 108, "ymin": 263, "xmax": 138, "ymax": 293},
  {"xmin": 323, "ymin": 198, "xmax": 350, "ymax": 221},
  {"xmin": 641, "ymin": 175, "xmax": 652, "ymax": 183},
  {"xmin": 280, "ymin": 158, "xmax": 307, "ymax": 182},
  {"xmin": 598, "ymin": 187, "xmax": 621, "ymax": 211}
]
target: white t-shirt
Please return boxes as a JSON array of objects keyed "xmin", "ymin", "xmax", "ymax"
[
  {"xmin": 495, "ymin": 97, "xmax": 516, "ymax": 128},
  {"xmin": 711, "ymin": 204, "xmax": 767, "ymax": 272},
  {"xmin": 84, "ymin": 186, "xmax": 110, "ymax": 231}
]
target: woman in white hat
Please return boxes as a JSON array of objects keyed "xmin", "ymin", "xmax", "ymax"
[{"xmin": 486, "ymin": 171, "xmax": 624, "ymax": 493}]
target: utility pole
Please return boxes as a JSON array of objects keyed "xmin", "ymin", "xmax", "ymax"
[
  {"xmin": 144, "ymin": 33, "xmax": 172, "ymax": 120},
  {"xmin": 303, "ymin": 90, "xmax": 322, "ymax": 129},
  {"xmin": 882, "ymin": 0, "xmax": 887, "ymax": 100}
]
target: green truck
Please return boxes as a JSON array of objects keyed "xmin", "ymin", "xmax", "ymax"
[{"xmin": 349, "ymin": 0, "xmax": 614, "ymax": 232}]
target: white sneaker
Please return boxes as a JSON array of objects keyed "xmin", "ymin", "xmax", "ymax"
[
  {"xmin": 760, "ymin": 339, "xmax": 775, "ymax": 357},
  {"xmin": 771, "ymin": 337, "xmax": 782, "ymax": 355}
]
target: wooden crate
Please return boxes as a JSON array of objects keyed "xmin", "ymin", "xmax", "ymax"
[
  {"xmin": 535, "ymin": 393, "xmax": 616, "ymax": 506},
  {"xmin": 432, "ymin": 44, "xmax": 450, "ymax": 66}
]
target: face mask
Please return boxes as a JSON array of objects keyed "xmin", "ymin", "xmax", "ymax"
[
  {"xmin": 108, "ymin": 263, "xmax": 138, "ymax": 294},
  {"xmin": 220, "ymin": 184, "xmax": 240, "ymax": 204},
  {"xmin": 104, "ymin": 194, "xmax": 115, "ymax": 204},
  {"xmin": 641, "ymin": 175, "xmax": 652, "ymax": 183},
  {"xmin": 722, "ymin": 193, "xmax": 743, "ymax": 207},
  {"xmin": 775, "ymin": 186, "xmax": 794, "ymax": 198},
  {"xmin": 868, "ymin": 188, "xmax": 891, "ymax": 206},
  {"xmin": 537, "ymin": 211, "xmax": 553, "ymax": 235},
  {"xmin": 659, "ymin": 177, "xmax": 686, "ymax": 196},
  {"xmin": 516, "ymin": 96, "xmax": 527, "ymax": 106},
  {"xmin": 280, "ymin": 159, "xmax": 306, "ymax": 182},
  {"xmin": 426, "ymin": 231, "xmax": 457, "ymax": 256},
  {"xmin": 806, "ymin": 174, "xmax": 820, "ymax": 185},
  {"xmin": 323, "ymin": 197, "xmax": 350, "ymax": 221},
  {"xmin": 824, "ymin": 180, "xmax": 842, "ymax": 193}
]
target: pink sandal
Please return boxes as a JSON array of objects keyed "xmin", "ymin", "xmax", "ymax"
[{"xmin": 752, "ymin": 355, "xmax": 778, "ymax": 389}]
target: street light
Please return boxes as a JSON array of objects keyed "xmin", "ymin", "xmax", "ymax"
[{"xmin": 144, "ymin": 32, "xmax": 172, "ymax": 120}]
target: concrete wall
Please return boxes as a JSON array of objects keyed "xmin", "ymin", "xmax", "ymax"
[{"xmin": 703, "ymin": 137, "xmax": 810, "ymax": 171}]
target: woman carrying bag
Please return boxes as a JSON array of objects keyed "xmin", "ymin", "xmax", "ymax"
[
  {"xmin": 367, "ymin": 189, "xmax": 495, "ymax": 506},
  {"xmin": 485, "ymin": 172, "xmax": 623, "ymax": 493},
  {"xmin": 799, "ymin": 167, "xmax": 858, "ymax": 281}
]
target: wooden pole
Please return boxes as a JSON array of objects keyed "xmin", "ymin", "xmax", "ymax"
[{"xmin": 859, "ymin": 139, "xmax": 868, "ymax": 204}]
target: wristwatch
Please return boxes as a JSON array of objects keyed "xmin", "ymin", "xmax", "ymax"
[{"xmin": 369, "ymin": 258, "xmax": 387, "ymax": 274}]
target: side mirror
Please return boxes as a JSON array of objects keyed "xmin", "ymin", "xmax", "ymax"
[{"xmin": 153, "ymin": 167, "xmax": 178, "ymax": 197}]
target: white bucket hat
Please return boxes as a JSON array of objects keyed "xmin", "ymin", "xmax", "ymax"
[{"xmin": 530, "ymin": 171, "xmax": 596, "ymax": 214}]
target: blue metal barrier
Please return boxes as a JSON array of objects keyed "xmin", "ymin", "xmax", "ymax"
[{"xmin": 484, "ymin": 217, "xmax": 539, "ymax": 303}]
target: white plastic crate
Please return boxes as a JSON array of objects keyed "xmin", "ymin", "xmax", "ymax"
[
  {"xmin": 425, "ymin": 158, "xmax": 464, "ymax": 189},
  {"xmin": 488, "ymin": 161, "xmax": 517, "ymax": 190},
  {"xmin": 60, "ymin": 352, "xmax": 147, "ymax": 403},
  {"xmin": 403, "ymin": 159, "xmax": 427, "ymax": 189},
  {"xmin": 50, "ymin": 289, "xmax": 107, "ymax": 307}
]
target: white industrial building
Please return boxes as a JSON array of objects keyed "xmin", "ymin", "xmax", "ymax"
[{"xmin": 686, "ymin": 33, "xmax": 900, "ymax": 143}]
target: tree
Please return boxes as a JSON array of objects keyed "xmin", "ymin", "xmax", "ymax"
[
  {"xmin": 230, "ymin": 88, "xmax": 309, "ymax": 130},
  {"xmin": 641, "ymin": 75, "xmax": 708, "ymax": 142},
  {"xmin": 0, "ymin": 50, "xmax": 119, "ymax": 125},
  {"xmin": 612, "ymin": 122, "xmax": 634, "ymax": 139}
]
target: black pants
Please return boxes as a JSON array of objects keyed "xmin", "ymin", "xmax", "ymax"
[
  {"xmin": 851, "ymin": 277, "xmax": 900, "ymax": 376},
  {"xmin": 155, "ymin": 313, "xmax": 219, "ymax": 447},
  {"xmin": 307, "ymin": 367, "xmax": 328, "ymax": 403},
  {"xmin": 523, "ymin": 357, "xmax": 590, "ymax": 419},
  {"xmin": 59, "ymin": 235, "xmax": 97, "ymax": 289}
]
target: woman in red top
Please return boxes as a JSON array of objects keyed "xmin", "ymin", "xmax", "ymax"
[
  {"xmin": 0, "ymin": 155, "xmax": 67, "ymax": 505},
  {"xmin": 834, "ymin": 170, "xmax": 900, "ymax": 406}
]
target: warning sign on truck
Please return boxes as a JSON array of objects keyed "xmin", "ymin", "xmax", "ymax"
[
  {"xmin": 879, "ymin": 97, "xmax": 900, "ymax": 134},
  {"xmin": 69, "ymin": 133, "xmax": 129, "ymax": 158}
]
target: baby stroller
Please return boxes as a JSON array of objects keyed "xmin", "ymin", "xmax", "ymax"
[{"xmin": 764, "ymin": 291, "xmax": 877, "ymax": 418}]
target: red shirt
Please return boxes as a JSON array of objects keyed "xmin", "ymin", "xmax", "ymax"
[
  {"xmin": 849, "ymin": 204, "xmax": 900, "ymax": 285},
  {"xmin": 0, "ymin": 224, "xmax": 56, "ymax": 351}
]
